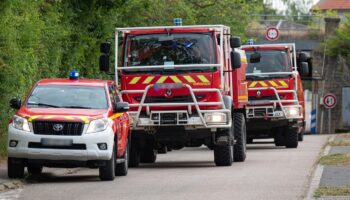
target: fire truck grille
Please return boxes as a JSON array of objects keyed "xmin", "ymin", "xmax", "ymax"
[
  {"xmin": 248, "ymin": 96, "xmax": 278, "ymax": 101},
  {"xmin": 134, "ymin": 95, "xmax": 204, "ymax": 103},
  {"xmin": 32, "ymin": 121, "xmax": 84, "ymax": 136}
]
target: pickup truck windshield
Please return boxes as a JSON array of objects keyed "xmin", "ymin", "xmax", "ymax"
[
  {"xmin": 123, "ymin": 33, "xmax": 216, "ymax": 73},
  {"xmin": 26, "ymin": 85, "xmax": 108, "ymax": 109},
  {"xmin": 246, "ymin": 50, "xmax": 291, "ymax": 79}
]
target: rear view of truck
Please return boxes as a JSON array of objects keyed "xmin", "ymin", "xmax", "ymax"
[
  {"xmin": 242, "ymin": 44, "xmax": 310, "ymax": 148},
  {"xmin": 100, "ymin": 24, "xmax": 248, "ymax": 166}
]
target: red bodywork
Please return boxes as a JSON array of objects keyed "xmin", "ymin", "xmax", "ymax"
[
  {"xmin": 15, "ymin": 78, "xmax": 130, "ymax": 157},
  {"xmin": 120, "ymin": 28, "xmax": 248, "ymax": 112}
]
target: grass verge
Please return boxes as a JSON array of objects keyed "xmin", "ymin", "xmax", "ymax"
[
  {"xmin": 329, "ymin": 139, "xmax": 350, "ymax": 146},
  {"xmin": 319, "ymin": 154, "xmax": 350, "ymax": 166},
  {"xmin": 314, "ymin": 186, "xmax": 350, "ymax": 198}
]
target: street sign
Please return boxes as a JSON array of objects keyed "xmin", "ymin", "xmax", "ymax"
[
  {"xmin": 265, "ymin": 27, "xmax": 280, "ymax": 41},
  {"xmin": 323, "ymin": 93, "xmax": 337, "ymax": 109}
]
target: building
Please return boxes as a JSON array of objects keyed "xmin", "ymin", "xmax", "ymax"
[{"xmin": 312, "ymin": 0, "xmax": 350, "ymax": 20}]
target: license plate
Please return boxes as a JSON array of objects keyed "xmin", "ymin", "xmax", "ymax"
[
  {"xmin": 274, "ymin": 111, "xmax": 283, "ymax": 117},
  {"xmin": 41, "ymin": 138, "xmax": 73, "ymax": 146}
]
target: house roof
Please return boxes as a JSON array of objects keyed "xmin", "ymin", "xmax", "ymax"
[{"xmin": 313, "ymin": 0, "xmax": 350, "ymax": 10}]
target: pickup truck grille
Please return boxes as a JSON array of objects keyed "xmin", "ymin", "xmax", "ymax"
[
  {"xmin": 134, "ymin": 95, "xmax": 204, "ymax": 103},
  {"xmin": 32, "ymin": 121, "xmax": 84, "ymax": 136}
]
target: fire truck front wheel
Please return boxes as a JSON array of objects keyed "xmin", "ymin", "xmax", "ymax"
[
  {"xmin": 140, "ymin": 146, "xmax": 157, "ymax": 163},
  {"xmin": 129, "ymin": 139, "xmax": 140, "ymax": 168},
  {"xmin": 233, "ymin": 112, "xmax": 247, "ymax": 162},
  {"xmin": 285, "ymin": 127, "xmax": 298, "ymax": 148},
  {"xmin": 214, "ymin": 128, "xmax": 234, "ymax": 166}
]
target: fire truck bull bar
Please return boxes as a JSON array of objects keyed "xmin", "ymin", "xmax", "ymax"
[{"xmin": 121, "ymin": 84, "xmax": 232, "ymax": 129}]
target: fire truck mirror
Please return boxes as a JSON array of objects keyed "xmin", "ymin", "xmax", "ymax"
[
  {"xmin": 299, "ymin": 62, "xmax": 309, "ymax": 77},
  {"xmin": 100, "ymin": 42, "xmax": 111, "ymax": 54},
  {"xmin": 231, "ymin": 51, "xmax": 241, "ymax": 69},
  {"xmin": 230, "ymin": 37, "xmax": 241, "ymax": 48},
  {"xmin": 114, "ymin": 102, "xmax": 129, "ymax": 113},
  {"xmin": 297, "ymin": 52, "xmax": 308, "ymax": 62},
  {"xmin": 250, "ymin": 51, "xmax": 261, "ymax": 63},
  {"xmin": 99, "ymin": 54, "xmax": 110, "ymax": 72},
  {"xmin": 9, "ymin": 98, "xmax": 21, "ymax": 110}
]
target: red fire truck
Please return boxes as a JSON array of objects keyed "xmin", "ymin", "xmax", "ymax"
[
  {"xmin": 241, "ymin": 44, "xmax": 310, "ymax": 148},
  {"xmin": 100, "ymin": 24, "xmax": 248, "ymax": 166}
]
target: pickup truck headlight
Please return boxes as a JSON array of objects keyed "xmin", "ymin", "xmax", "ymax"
[
  {"xmin": 283, "ymin": 107, "xmax": 301, "ymax": 118},
  {"xmin": 12, "ymin": 115, "xmax": 31, "ymax": 132},
  {"xmin": 87, "ymin": 118, "xmax": 110, "ymax": 133},
  {"xmin": 204, "ymin": 113, "xmax": 227, "ymax": 124}
]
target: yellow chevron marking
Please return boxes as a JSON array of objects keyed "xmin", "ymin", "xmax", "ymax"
[
  {"xmin": 238, "ymin": 95, "xmax": 248, "ymax": 100},
  {"xmin": 129, "ymin": 77, "xmax": 141, "ymax": 84},
  {"xmin": 143, "ymin": 76, "xmax": 154, "ymax": 84},
  {"xmin": 249, "ymin": 81, "xmax": 258, "ymax": 88},
  {"xmin": 258, "ymin": 81, "xmax": 268, "ymax": 87},
  {"xmin": 64, "ymin": 116, "xmax": 75, "ymax": 120},
  {"xmin": 28, "ymin": 115, "xmax": 41, "ymax": 122},
  {"xmin": 183, "ymin": 75, "xmax": 195, "ymax": 83},
  {"xmin": 268, "ymin": 81, "xmax": 279, "ymax": 87},
  {"xmin": 156, "ymin": 76, "xmax": 168, "ymax": 83},
  {"xmin": 241, "ymin": 57, "xmax": 247, "ymax": 63},
  {"xmin": 197, "ymin": 75, "xmax": 209, "ymax": 83},
  {"xmin": 169, "ymin": 76, "xmax": 182, "ymax": 83},
  {"xmin": 278, "ymin": 80, "xmax": 289, "ymax": 88},
  {"xmin": 78, "ymin": 116, "xmax": 90, "ymax": 124},
  {"xmin": 110, "ymin": 113, "xmax": 123, "ymax": 120}
]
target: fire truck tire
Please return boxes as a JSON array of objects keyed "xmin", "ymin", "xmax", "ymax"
[
  {"xmin": 116, "ymin": 139, "xmax": 129, "ymax": 176},
  {"xmin": 99, "ymin": 143, "xmax": 115, "ymax": 181},
  {"xmin": 233, "ymin": 112, "xmax": 247, "ymax": 162},
  {"xmin": 8, "ymin": 157, "xmax": 24, "ymax": 179},
  {"xmin": 214, "ymin": 129, "xmax": 233, "ymax": 166},
  {"xmin": 140, "ymin": 147, "xmax": 157, "ymax": 163},
  {"xmin": 247, "ymin": 138, "xmax": 253, "ymax": 144},
  {"xmin": 285, "ymin": 127, "xmax": 298, "ymax": 148},
  {"xmin": 27, "ymin": 164, "xmax": 43, "ymax": 175},
  {"xmin": 274, "ymin": 128, "xmax": 285, "ymax": 146},
  {"xmin": 129, "ymin": 140, "xmax": 140, "ymax": 168}
]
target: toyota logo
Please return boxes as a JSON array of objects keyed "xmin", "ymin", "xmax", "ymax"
[{"xmin": 52, "ymin": 124, "xmax": 64, "ymax": 132}]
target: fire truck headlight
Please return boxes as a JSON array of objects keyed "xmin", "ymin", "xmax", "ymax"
[
  {"xmin": 204, "ymin": 113, "xmax": 227, "ymax": 124},
  {"xmin": 87, "ymin": 118, "xmax": 110, "ymax": 133},
  {"xmin": 12, "ymin": 115, "xmax": 31, "ymax": 132},
  {"xmin": 283, "ymin": 107, "xmax": 300, "ymax": 118}
]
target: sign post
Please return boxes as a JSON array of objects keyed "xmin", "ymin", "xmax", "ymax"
[
  {"xmin": 265, "ymin": 27, "xmax": 280, "ymax": 41},
  {"xmin": 323, "ymin": 93, "xmax": 337, "ymax": 134}
]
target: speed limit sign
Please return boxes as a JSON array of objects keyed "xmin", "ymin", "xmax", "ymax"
[
  {"xmin": 323, "ymin": 93, "xmax": 337, "ymax": 109},
  {"xmin": 265, "ymin": 27, "xmax": 280, "ymax": 41}
]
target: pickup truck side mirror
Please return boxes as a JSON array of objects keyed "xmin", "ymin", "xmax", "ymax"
[
  {"xmin": 230, "ymin": 37, "xmax": 241, "ymax": 48},
  {"xmin": 231, "ymin": 51, "xmax": 241, "ymax": 69},
  {"xmin": 299, "ymin": 62, "xmax": 309, "ymax": 77},
  {"xmin": 250, "ymin": 51, "xmax": 261, "ymax": 63},
  {"xmin": 114, "ymin": 102, "xmax": 129, "ymax": 113},
  {"xmin": 10, "ymin": 98, "xmax": 21, "ymax": 110}
]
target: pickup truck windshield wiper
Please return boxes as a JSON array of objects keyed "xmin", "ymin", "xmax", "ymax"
[
  {"xmin": 27, "ymin": 102, "xmax": 60, "ymax": 108},
  {"xmin": 63, "ymin": 106, "xmax": 93, "ymax": 109}
]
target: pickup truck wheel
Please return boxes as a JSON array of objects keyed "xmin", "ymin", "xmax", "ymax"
[
  {"xmin": 234, "ymin": 112, "xmax": 247, "ymax": 162},
  {"xmin": 115, "ymin": 140, "xmax": 129, "ymax": 176},
  {"xmin": 129, "ymin": 139, "xmax": 140, "ymax": 168},
  {"xmin": 214, "ymin": 129, "xmax": 233, "ymax": 166},
  {"xmin": 27, "ymin": 164, "xmax": 43, "ymax": 175},
  {"xmin": 140, "ymin": 146, "xmax": 157, "ymax": 163},
  {"xmin": 285, "ymin": 127, "xmax": 298, "ymax": 148},
  {"xmin": 274, "ymin": 128, "xmax": 285, "ymax": 147},
  {"xmin": 99, "ymin": 144, "xmax": 115, "ymax": 181},
  {"xmin": 8, "ymin": 157, "xmax": 24, "ymax": 179}
]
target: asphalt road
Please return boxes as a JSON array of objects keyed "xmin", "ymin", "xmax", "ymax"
[{"xmin": 1, "ymin": 135, "xmax": 328, "ymax": 200}]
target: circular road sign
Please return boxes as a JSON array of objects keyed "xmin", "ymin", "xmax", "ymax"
[
  {"xmin": 323, "ymin": 93, "xmax": 337, "ymax": 109},
  {"xmin": 265, "ymin": 27, "xmax": 280, "ymax": 41}
]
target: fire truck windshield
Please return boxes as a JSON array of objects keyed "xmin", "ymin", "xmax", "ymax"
[
  {"xmin": 123, "ymin": 33, "xmax": 216, "ymax": 73},
  {"xmin": 26, "ymin": 85, "xmax": 108, "ymax": 109},
  {"xmin": 246, "ymin": 50, "xmax": 291, "ymax": 79}
]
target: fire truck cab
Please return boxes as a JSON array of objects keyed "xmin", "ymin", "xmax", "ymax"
[
  {"xmin": 100, "ymin": 24, "xmax": 248, "ymax": 166},
  {"xmin": 242, "ymin": 44, "xmax": 310, "ymax": 148}
]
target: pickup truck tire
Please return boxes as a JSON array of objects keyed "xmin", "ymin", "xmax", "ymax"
[
  {"xmin": 99, "ymin": 144, "xmax": 115, "ymax": 181},
  {"xmin": 8, "ymin": 157, "xmax": 24, "ymax": 179},
  {"xmin": 274, "ymin": 128, "xmax": 285, "ymax": 147},
  {"xmin": 129, "ymin": 140, "xmax": 140, "ymax": 168},
  {"xmin": 234, "ymin": 112, "xmax": 247, "ymax": 162},
  {"xmin": 27, "ymin": 164, "xmax": 43, "ymax": 175},
  {"xmin": 140, "ymin": 146, "xmax": 157, "ymax": 163},
  {"xmin": 285, "ymin": 127, "xmax": 298, "ymax": 148},
  {"xmin": 116, "ymin": 139, "xmax": 129, "ymax": 176},
  {"xmin": 214, "ymin": 129, "xmax": 233, "ymax": 166}
]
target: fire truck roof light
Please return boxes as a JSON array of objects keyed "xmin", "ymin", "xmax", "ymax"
[
  {"xmin": 173, "ymin": 18, "xmax": 182, "ymax": 26},
  {"xmin": 247, "ymin": 39, "xmax": 254, "ymax": 45},
  {"xmin": 69, "ymin": 70, "xmax": 79, "ymax": 80}
]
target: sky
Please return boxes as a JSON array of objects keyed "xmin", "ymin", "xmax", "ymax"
[{"xmin": 265, "ymin": 0, "xmax": 320, "ymax": 12}]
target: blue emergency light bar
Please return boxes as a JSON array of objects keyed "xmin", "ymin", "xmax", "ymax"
[
  {"xmin": 69, "ymin": 70, "xmax": 79, "ymax": 80},
  {"xmin": 173, "ymin": 18, "xmax": 182, "ymax": 26}
]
